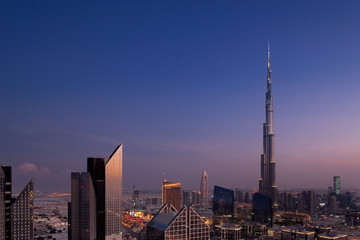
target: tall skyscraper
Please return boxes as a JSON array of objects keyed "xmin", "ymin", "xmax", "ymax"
[
  {"xmin": 333, "ymin": 176, "xmax": 340, "ymax": 195},
  {"xmin": 213, "ymin": 185, "xmax": 234, "ymax": 225},
  {"xmin": 70, "ymin": 172, "xmax": 97, "ymax": 240},
  {"xmin": 70, "ymin": 145, "xmax": 123, "ymax": 240},
  {"xmin": 10, "ymin": 179, "xmax": 34, "ymax": 240},
  {"xmin": 200, "ymin": 170, "xmax": 208, "ymax": 207},
  {"xmin": 0, "ymin": 166, "xmax": 34, "ymax": 240},
  {"xmin": 0, "ymin": 168, "xmax": 6, "ymax": 240},
  {"xmin": 162, "ymin": 180, "xmax": 181, "ymax": 211},
  {"xmin": 259, "ymin": 44, "xmax": 277, "ymax": 205}
]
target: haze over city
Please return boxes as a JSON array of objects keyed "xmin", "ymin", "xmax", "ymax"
[{"xmin": 1, "ymin": 1, "xmax": 360, "ymax": 192}]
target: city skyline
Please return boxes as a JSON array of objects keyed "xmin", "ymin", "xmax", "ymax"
[{"xmin": 1, "ymin": 1, "xmax": 360, "ymax": 192}]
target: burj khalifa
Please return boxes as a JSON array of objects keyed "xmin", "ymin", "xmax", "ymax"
[{"xmin": 259, "ymin": 44, "xmax": 277, "ymax": 205}]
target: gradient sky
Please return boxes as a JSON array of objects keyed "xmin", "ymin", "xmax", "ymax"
[{"xmin": 1, "ymin": 1, "xmax": 360, "ymax": 193}]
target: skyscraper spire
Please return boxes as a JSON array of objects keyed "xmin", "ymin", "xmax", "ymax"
[{"xmin": 259, "ymin": 44, "xmax": 277, "ymax": 206}]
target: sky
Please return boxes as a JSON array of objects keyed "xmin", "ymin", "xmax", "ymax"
[{"xmin": 1, "ymin": 1, "xmax": 360, "ymax": 193}]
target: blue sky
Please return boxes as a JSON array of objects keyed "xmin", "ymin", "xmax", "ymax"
[{"xmin": 1, "ymin": 1, "xmax": 360, "ymax": 192}]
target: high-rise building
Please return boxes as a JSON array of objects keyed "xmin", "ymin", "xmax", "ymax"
[
  {"xmin": 200, "ymin": 170, "xmax": 208, "ymax": 208},
  {"xmin": 146, "ymin": 203, "xmax": 210, "ymax": 240},
  {"xmin": 213, "ymin": 185, "xmax": 234, "ymax": 225},
  {"xmin": 0, "ymin": 166, "xmax": 34, "ymax": 240},
  {"xmin": 10, "ymin": 179, "xmax": 34, "ymax": 240},
  {"xmin": 235, "ymin": 189, "xmax": 243, "ymax": 203},
  {"xmin": 299, "ymin": 190, "xmax": 316, "ymax": 215},
  {"xmin": 252, "ymin": 193, "xmax": 273, "ymax": 226},
  {"xmin": 0, "ymin": 168, "xmax": 5, "ymax": 240},
  {"xmin": 259, "ymin": 44, "xmax": 278, "ymax": 205},
  {"xmin": 333, "ymin": 176, "xmax": 340, "ymax": 195},
  {"xmin": 191, "ymin": 190, "xmax": 201, "ymax": 205},
  {"xmin": 70, "ymin": 172, "xmax": 97, "ymax": 240},
  {"xmin": 70, "ymin": 145, "xmax": 123, "ymax": 240},
  {"xmin": 162, "ymin": 180, "xmax": 181, "ymax": 210},
  {"xmin": 183, "ymin": 191, "xmax": 191, "ymax": 206}
]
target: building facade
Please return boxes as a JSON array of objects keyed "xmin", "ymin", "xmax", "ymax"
[
  {"xmin": 147, "ymin": 204, "xmax": 210, "ymax": 240},
  {"xmin": 0, "ymin": 166, "xmax": 34, "ymax": 240},
  {"xmin": 70, "ymin": 172, "xmax": 97, "ymax": 240},
  {"xmin": 213, "ymin": 185, "xmax": 234, "ymax": 225},
  {"xmin": 70, "ymin": 145, "xmax": 123, "ymax": 240},
  {"xmin": 162, "ymin": 180, "xmax": 181, "ymax": 211}
]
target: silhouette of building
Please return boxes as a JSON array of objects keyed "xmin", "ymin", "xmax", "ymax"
[
  {"xmin": 0, "ymin": 166, "xmax": 34, "ymax": 240},
  {"xmin": 70, "ymin": 172, "xmax": 97, "ymax": 240},
  {"xmin": 183, "ymin": 191, "xmax": 191, "ymax": 206},
  {"xmin": 235, "ymin": 189, "xmax": 243, "ymax": 203},
  {"xmin": 252, "ymin": 193, "xmax": 273, "ymax": 226},
  {"xmin": 200, "ymin": 170, "xmax": 208, "ymax": 207},
  {"xmin": 259, "ymin": 44, "xmax": 277, "ymax": 206},
  {"xmin": 146, "ymin": 204, "xmax": 210, "ymax": 240},
  {"xmin": 69, "ymin": 145, "xmax": 123, "ymax": 240},
  {"xmin": 213, "ymin": 186, "xmax": 234, "ymax": 225},
  {"xmin": 162, "ymin": 180, "xmax": 181, "ymax": 210},
  {"xmin": 191, "ymin": 190, "xmax": 201, "ymax": 205}
]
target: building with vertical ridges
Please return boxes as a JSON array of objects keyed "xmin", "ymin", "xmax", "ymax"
[{"xmin": 259, "ymin": 44, "xmax": 278, "ymax": 206}]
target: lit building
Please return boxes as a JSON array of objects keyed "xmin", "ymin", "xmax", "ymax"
[
  {"xmin": 0, "ymin": 168, "xmax": 5, "ymax": 240},
  {"xmin": 70, "ymin": 172, "xmax": 97, "ymax": 240},
  {"xmin": 259, "ymin": 44, "xmax": 278, "ymax": 206},
  {"xmin": 281, "ymin": 228, "xmax": 315, "ymax": 240},
  {"xmin": 69, "ymin": 145, "xmax": 123, "ymax": 240},
  {"xmin": 317, "ymin": 233, "xmax": 348, "ymax": 240},
  {"xmin": 0, "ymin": 166, "xmax": 34, "ymax": 240},
  {"xmin": 192, "ymin": 190, "xmax": 201, "ymax": 205},
  {"xmin": 146, "ymin": 204, "xmax": 210, "ymax": 240},
  {"xmin": 214, "ymin": 224, "xmax": 242, "ymax": 240},
  {"xmin": 162, "ymin": 180, "xmax": 181, "ymax": 210},
  {"xmin": 200, "ymin": 170, "xmax": 208, "ymax": 208},
  {"xmin": 213, "ymin": 186, "xmax": 234, "ymax": 225},
  {"xmin": 333, "ymin": 176, "xmax": 340, "ymax": 195}
]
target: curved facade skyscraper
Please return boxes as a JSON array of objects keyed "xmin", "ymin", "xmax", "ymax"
[
  {"xmin": 200, "ymin": 170, "xmax": 208, "ymax": 207},
  {"xmin": 259, "ymin": 44, "xmax": 277, "ymax": 205}
]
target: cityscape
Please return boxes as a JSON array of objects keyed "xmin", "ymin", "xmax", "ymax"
[{"xmin": 1, "ymin": 1, "xmax": 360, "ymax": 240}]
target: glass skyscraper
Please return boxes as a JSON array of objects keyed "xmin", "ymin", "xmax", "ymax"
[
  {"xmin": 70, "ymin": 172, "xmax": 97, "ymax": 240},
  {"xmin": 333, "ymin": 176, "xmax": 340, "ymax": 195},
  {"xmin": 213, "ymin": 185, "xmax": 234, "ymax": 225},
  {"xmin": 70, "ymin": 145, "xmax": 123, "ymax": 240}
]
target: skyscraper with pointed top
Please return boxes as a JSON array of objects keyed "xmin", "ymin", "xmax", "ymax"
[
  {"xmin": 259, "ymin": 44, "xmax": 277, "ymax": 205},
  {"xmin": 200, "ymin": 170, "xmax": 208, "ymax": 207}
]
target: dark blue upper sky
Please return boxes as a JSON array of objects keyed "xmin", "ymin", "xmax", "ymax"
[{"xmin": 1, "ymin": 1, "xmax": 360, "ymax": 192}]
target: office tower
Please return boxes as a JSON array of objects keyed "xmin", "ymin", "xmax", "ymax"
[
  {"xmin": 70, "ymin": 145, "xmax": 123, "ymax": 240},
  {"xmin": 191, "ymin": 190, "xmax": 201, "ymax": 205},
  {"xmin": 2, "ymin": 166, "xmax": 12, "ymax": 240},
  {"xmin": 183, "ymin": 191, "xmax": 191, "ymax": 206},
  {"xmin": 133, "ymin": 190, "xmax": 140, "ymax": 207},
  {"xmin": 0, "ymin": 168, "xmax": 5, "ymax": 239},
  {"xmin": 213, "ymin": 186, "xmax": 234, "ymax": 225},
  {"xmin": 259, "ymin": 44, "xmax": 277, "ymax": 205},
  {"xmin": 10, "ymin": 179, "xmax": 34, "ymax": 240},
  {"xmin": 244, "ymin": 192, "xmax": 250, "ymax": 203},
  {"xmin": 87, "ymin": 157, "xmax": 105, "ymax": 240},
  {"xmin": 333, "ymin": 176, "xmax": 340, "ymax": 195},
  {"xmin": 235, "ymin": 189, "xmax": 243, "ymax": 203},
  {"xmin": 70, "ymin": 172, "xmax": 97, "ymax": 240},
  {"xmin": 200, "ymin": 170, "xmax": 208, "ymax": 207},
  {"xmin": 252, "ymin": 193, "xmax": 273, "ymax": 226},
  {"xmin": 105, "ymin": 145, "xmax": 123, "ymax": 239},
  {"xmin": 162, "ymin": 180, "xmax": 181, "ymax": 210},
  {"xmin": 147, "ymin": 203, "xmax": 210, "ymax": 240},
  {"xmin": 0, "ymin": 166, "xmax": 34, "ymax": 240},
  {"xmin": 299, "ymin": 190, "xmax": 316, "ymax": 215}
]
